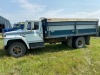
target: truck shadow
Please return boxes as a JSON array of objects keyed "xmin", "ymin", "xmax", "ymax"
[
  {"xmin": 0, "ymin": 44, "xmax": 87, "ymax": 58},
  {"xmin": 28, "ymin": 44, "xmax": 87, "ymax": 55},
  {"xmin": 0, "ymin": 49, "xmax": 8, "ymax": 58}
]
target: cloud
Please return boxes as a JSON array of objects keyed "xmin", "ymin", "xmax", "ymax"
[
  {"xmin": 12, "ymin": 0, "xmax": 45, "ymax": 13},
  {"xmin": 0, "ymin": 0, "xmax": 45, "ymax": 24},
  {"xmin": 41, "ymin": 9, "xmax": 64, "ymax": 18}
]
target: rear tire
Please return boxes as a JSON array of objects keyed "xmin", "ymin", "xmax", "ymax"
[
  {"xmin": 72, "ymin": 37, "xmax": 85, "ymax": 49},
  {"xmin": 8, "ymin": 42, "xmax": 26, "ymax": 58}
]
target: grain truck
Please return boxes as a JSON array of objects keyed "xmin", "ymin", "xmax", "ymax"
[{"xmin": 3, "ymin": 18, "xmax": 99, "ymax": 57}]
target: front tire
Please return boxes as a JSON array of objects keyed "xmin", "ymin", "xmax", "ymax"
[{"xmin": 8, "ymin": 42, "xmax": 26, "ymax": 58}]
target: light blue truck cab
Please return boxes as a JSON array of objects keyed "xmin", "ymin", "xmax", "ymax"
[{"xmin": 3, "ymin": 18, "xmax": 99, "ymax": 57}]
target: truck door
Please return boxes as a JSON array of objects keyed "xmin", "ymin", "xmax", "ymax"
[{"xmin": 25, "ymin": 21, "xmax": 44, "ymax": 43}]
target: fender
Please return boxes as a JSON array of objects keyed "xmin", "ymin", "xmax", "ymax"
[{"xmin": 4, "ymin": 36, "xmax": 30, "ymax": 49}]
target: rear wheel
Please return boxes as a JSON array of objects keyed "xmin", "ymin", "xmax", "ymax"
[
  {"xmin": 8, "ymin": 42, "xmax": 26, "ymax": 58},
  {"xmin": 72, "ymin": 37, "xmax": 85, "ymax": 48}
]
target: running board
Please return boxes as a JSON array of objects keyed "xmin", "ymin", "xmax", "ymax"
[{"xmin": 29, "ymin": 42, "xmax": 44, "ymax": 49}]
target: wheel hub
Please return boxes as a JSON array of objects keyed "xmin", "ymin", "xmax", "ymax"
[
  {"xmin": 13, "ymin": 47, "xmax": 22, "ymax": 55},
  {"xmin": 78, "ymin": 40, "xmax": 83, "ymax": 47}
]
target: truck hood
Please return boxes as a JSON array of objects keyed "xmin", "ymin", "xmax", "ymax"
[
  {"xmin": 4, "ymin": 29, "xmax": 24, "ymax": 35},
  {"xmin": 3, "ymin": 28, "xmax": 20, "ymax": 33}
]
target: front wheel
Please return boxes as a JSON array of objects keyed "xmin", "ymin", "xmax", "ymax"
[{"xmin": 8, "ymin": 42, "xmax": 26, "ymax": 58}]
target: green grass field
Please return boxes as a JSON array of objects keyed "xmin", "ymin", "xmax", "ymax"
[{"xmin": 0, "ymin": 37, "xmax": 100, "ymax": 75}]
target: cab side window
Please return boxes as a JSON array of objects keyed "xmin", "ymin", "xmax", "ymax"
[{"xmin": 34, "ymin": 22, "xmax": 39, "ymax": 30}]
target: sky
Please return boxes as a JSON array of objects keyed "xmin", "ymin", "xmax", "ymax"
[{"xmin": 0, "ymin": 0, "xmax": 100, "ymax": 24}]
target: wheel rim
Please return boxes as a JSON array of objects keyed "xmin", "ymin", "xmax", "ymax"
[
  {"xmin": 78, "ymin": 40, "xmax": 83, "ymax": 47},
  {"xmin": 12, "ymin": 46, "xmax": 22, "ymax": 55}
]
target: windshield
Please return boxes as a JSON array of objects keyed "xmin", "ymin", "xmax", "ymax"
[{"xmin": 13, "ymin": 24, "xmax": 24, "ymax": 30}]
